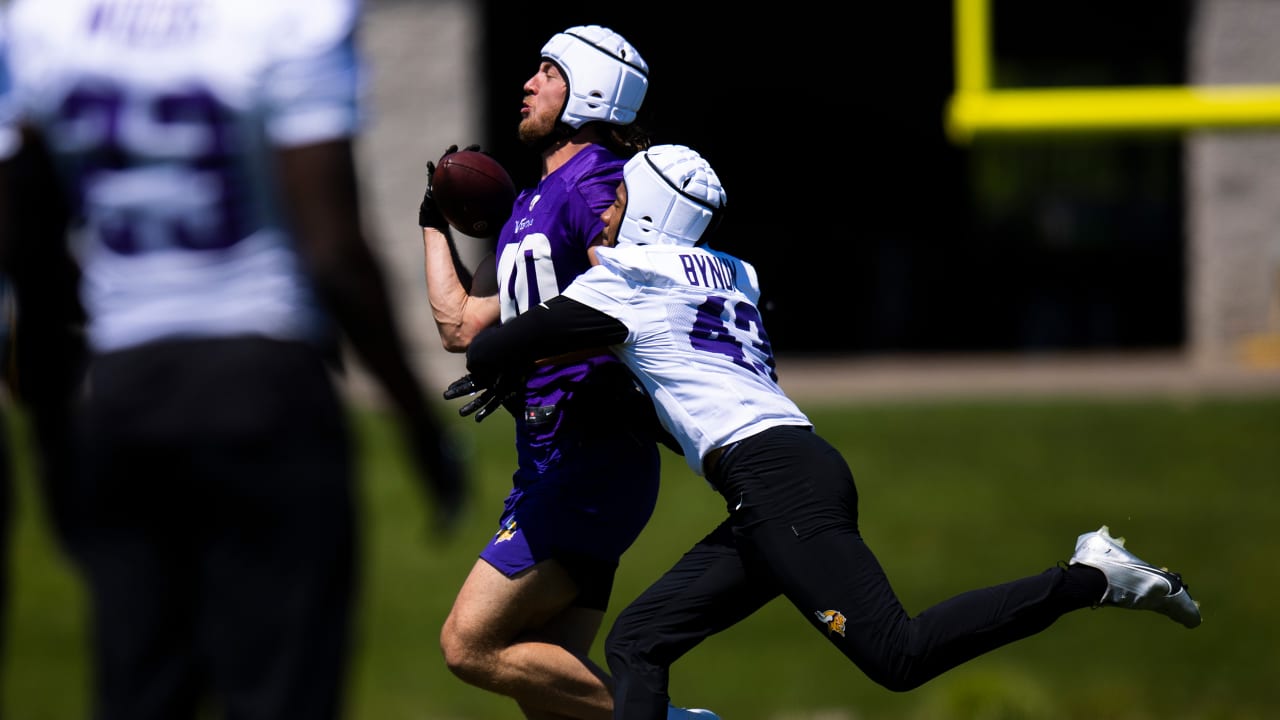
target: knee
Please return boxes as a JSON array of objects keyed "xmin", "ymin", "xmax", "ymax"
[
  {"xmin": 603, "ymin": 625, "xmax": 628, "ymax": 673},
  {"xmin": 604, "ymin": 621, "xmax": 646, "ymax": 677},
  {"xmin": 439, "ymin": 618, "xmax": 491, "ymax": 685}
]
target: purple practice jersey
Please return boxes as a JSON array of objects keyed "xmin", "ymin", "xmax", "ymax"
[
  {"xmin": 493, "ymin": 144, "xmax": 639, "ymax": 475},
  {"xmin": 479, "ymin": 144, "xmax": 661, "ymax": 587}
]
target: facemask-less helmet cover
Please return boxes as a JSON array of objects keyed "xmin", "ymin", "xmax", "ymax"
[
  {"xmin": 618, "ymin": 144, "xmax": 726, "ymax": 247},
  {"xmin": 540, "ymin": 25, "xmax": 649, "ymax": 128}
]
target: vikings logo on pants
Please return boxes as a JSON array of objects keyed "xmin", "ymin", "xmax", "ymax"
[
  {"xmin": 494, "ymin": 516, "xmax": 518, "ymax": 543},
  {"xmin": 815, "ymin": 609, "xmax": 847, "ymax": 637}
]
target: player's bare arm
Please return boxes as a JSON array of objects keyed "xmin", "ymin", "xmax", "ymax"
[
  {"xmin": 421, "ymin": 226, "xmax": 500, "ymax": 352},
  {"xmin": 418, "ymin": 146, "xmax": 503, "ymax": 352}
]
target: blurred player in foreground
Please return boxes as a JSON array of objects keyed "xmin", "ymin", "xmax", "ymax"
[
  {"xmin": 0, "ymin": 1, "xmax": 467, "ymax": 718},
  {"xmin": 417, "ymin": 24, "xmax": 701, "ymax": 720},
  {"xmin": 446, "ymin": 144, "xmax": 1202, "ymax": 720}
]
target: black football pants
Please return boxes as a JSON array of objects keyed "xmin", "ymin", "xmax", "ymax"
[
  {"xmin": 65, "ymin": 337, "xmax": 355, "ymax": 720},
  {"xmin": 606, "ymin": 425, "xmax": 1088, "ymax": 720}
]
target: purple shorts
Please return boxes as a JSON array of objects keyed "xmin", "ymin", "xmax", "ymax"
[{"xmin": 480, "ymin": 440, "xmax": 660, "ymax": 610}]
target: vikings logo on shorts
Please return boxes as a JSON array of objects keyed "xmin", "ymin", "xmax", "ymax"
[
  {"xmin": 814, "ymin": 609, "xmax": 847, "ymax": 637},
  {"xmin": 494, "ymin": 516, "xmax": 518, "ymax": 543}
]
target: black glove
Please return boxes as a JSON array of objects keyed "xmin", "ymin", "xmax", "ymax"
[
  {"xmin": 418, "ymin": 143, "xmax": 481, "ymax": 231},
  {"xmin": 444, "ymin": 371, "xmax": 518, "ymax": 423}
]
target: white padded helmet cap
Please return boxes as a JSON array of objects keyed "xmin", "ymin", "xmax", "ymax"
[
  {"xmin": 619, "ymin": 144, "xmax": 726, "ymax": 247},
  {"xmin": 540, "ymin": 25, "xmax": 648, "ymax": 128}
]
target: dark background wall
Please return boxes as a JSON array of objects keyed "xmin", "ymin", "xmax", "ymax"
[{"xmin": 479, "ymin": 0, "xmax": 1189, "ymax": 355}]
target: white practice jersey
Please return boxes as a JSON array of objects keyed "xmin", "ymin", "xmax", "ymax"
[
  {"xmin": 2, "ymin": 0, "xmax": 364, "ymax": 353},
  {"xmin": 562, "ymin": 243, "xmax": 811, "ymax": 476}
]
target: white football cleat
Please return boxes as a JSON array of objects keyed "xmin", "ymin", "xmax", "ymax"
[{"xmin": 1069, "ymin": 525, "xmax": 1201, "ymax": 629}]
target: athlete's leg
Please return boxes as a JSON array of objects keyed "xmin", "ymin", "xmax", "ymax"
[
  {"xmin": 605, "ymin": 521, "xmax": 777, "ymax": 720},
  {"xmin": 70, "ymin": 345, "xmax": 206, "ymax": 720},
  {"xmin": 441, "ymin": 559, "xmax": 613, "ymax": 720},
  {"xmin": 446, "ymin": 384, "xmax": 661, "ymax": 719},
  {"xmin": 514, "ymin": 602, "xmax": 615, "ymax": 720},
  {"xmin": 729, "ymin": 427, "xmax": 1102, "ymax": 692},
  {"xmin": 197, "ymin": 340, "xmax": 356, "ymax": 720}
]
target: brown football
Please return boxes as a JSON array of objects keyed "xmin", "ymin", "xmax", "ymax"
[{"xmin": 432, "ymin": 150, "xmax": 517, "ymax": 237}]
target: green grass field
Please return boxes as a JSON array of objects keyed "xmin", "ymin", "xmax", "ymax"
[{"xmin": 3, "ymin": 394, "xmax": 1278, "ymax": 719}]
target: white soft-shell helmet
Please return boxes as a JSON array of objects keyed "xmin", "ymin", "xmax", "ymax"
[
  {"xmin": 618, "ymin": 144, "xmax": 726, "ymax": 247},
  {"xmin": 540, "ymin": 25, "xmax": 648, "ymax": 128}
]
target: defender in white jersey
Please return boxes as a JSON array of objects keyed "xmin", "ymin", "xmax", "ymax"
[
  {"xmin": 0, "ymin": 2, "xmax": 467, "ymax": 719},
  {"xmin": 449, "ymin": 145, "xmax": 1201, "ymax": 719}
]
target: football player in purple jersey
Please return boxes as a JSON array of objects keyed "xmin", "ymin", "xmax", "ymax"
[
  {"xmin": 417, "ymin": 24, "xmax": 707, "ymax": 720},
  {"xmin": 0, "ymin": 1, "xmax": 467, "ymax": 718},
  {"xmin": 447, "ymin": 144, "xmax": 1201, "ymax": 720}
]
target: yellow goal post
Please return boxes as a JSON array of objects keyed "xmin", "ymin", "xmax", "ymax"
[{"xmin": 945, "ymin": 0, "xmax": 1280, "ymax": 143}]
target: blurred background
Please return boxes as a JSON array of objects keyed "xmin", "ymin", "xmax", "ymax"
[
  {"xmin": 352, "ymin": 0, "xmax": 1280, "ymax": 402},
  {"xmin": 6, "ymin": 1, "xmax": 1280, "ymax": 719}
]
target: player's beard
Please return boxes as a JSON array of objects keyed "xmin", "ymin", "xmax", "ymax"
[{"xmin": 519, "ymin": 107, "xmax": 574, "ymax": 154}]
